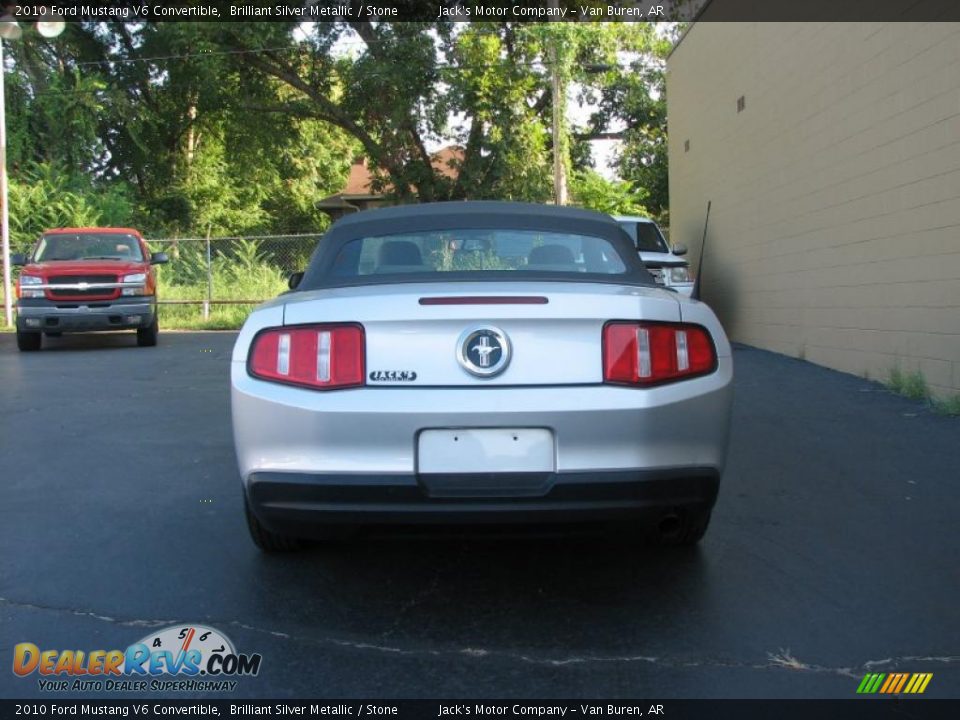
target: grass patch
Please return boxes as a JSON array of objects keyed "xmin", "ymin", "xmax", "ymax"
[
  {"xmin": 158, "ymin": 304, "xmax": 260, "ymax": 330},
  {"xmin": 887, "ymin": 367, "xmax": 929, "ymax": 401},
  {"xmin": 155, "ymin": 256, "xmax": 287, "ymax": 330},
  {"xmin": 932, "ymin": 395, "xmax": 960, "ymax": 416},
  {"xmin": 886, "ymin": 367, "xmax": 960, "ymax": 416}
]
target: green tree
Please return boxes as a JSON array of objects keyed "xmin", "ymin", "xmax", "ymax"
[
  {"xmin": 581, "ymin": 24, "xmax": 678, "ymax": 220},
  {"xmin": 6, "ymin": 22, "xmax": 354, "ymax": 237},
  {"xmin": 569, "ymin": 169, "xmax": 649, "ymax": 216},
  {"xmin": 4, "ymin": 19, "xmax": 671, "ymax": 237},
  {"xmin": 214, "ymin": 20, "xmax": 647, "ymax": 205},
  {"xmin": 7, "ymin": 162, "xmax": 133, "ymax": 251}
]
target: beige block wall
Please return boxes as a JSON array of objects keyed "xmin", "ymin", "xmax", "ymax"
[{"xmin": 667, "ymin": 22, "xmax": 960, "ymax": 396}]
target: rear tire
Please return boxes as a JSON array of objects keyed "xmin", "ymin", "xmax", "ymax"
[
  {"xmin": 16, "ymin": 330, "xmax": 42, "ymax": 352},
  {"xmin": 136, "ymin": 316, "xmax": 158, "ymax": 347},
  {"xmin": 245, "ymin": 497, "xmax": 304, "ymax": 552}
]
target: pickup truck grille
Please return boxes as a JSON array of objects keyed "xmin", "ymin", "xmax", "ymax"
[{"xmin": 47, "ymin": 275, "xmax": 118, "ymax": 298}]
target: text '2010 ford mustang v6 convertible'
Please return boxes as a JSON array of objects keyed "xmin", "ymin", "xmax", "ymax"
[{"xmin": 231, "ymin": 202, "xmax": 733, "ymax": 551}]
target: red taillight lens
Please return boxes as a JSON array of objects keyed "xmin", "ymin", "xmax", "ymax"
[
  {"xmin": 248, "ymin": 324, "xmax": 365, "ymax": 390},
  {"xmin": 603, "ymin": 322, "xmax": 716, "ymax": 385}
]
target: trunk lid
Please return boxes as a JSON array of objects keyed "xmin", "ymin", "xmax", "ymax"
[{"xmin": 281, "ymin": 281, "xmax": 680, "ymax": 386}]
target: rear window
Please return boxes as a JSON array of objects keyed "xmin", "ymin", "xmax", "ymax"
[
  {"xmin": 33, "ymin": 233, "xmax": 144, "ymax": 262},
  {"xmin": 329, "ymin": 229, "xmax": 628, "ymax": 278}
]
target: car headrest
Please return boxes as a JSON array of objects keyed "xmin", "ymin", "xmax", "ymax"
[
  {"xmin": 528, "ymin": 244, "xmax": 575, "ymax": 266},
  {"xmin": 378, "ymin": 241, "xmax": 423, "ymax": 267}
]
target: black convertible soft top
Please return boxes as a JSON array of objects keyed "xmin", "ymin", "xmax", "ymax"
[{"xmin": 298, "ymin": 201, "xmax": 656, "ymax": 290}]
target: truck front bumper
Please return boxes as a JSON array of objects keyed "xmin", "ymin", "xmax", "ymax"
[{"xmin": 16, "ymin": 298, "xmax": 156, "ymax": 332}]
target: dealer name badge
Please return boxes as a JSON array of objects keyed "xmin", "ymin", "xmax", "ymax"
[{"xmin": 13, "ymin": 624, "xmax": 262, "ymax": 693}]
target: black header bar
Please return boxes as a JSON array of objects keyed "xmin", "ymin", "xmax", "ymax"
[
  {"xmin": 5, "ymin": 0, "xmax": 960, "ymax": 23},
  {"xmin": 1, "ymin": 700, "xmax": 960, "ymax": 720}
]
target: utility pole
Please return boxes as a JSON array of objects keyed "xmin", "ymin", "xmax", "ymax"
[
  {"xmin": 549, "ymin": 0, "xmax": 567, "ymax": 206},
  {"xmin": 0, "ymin": 18, "xmax": 65, "ymax": 326},
  {"xmin": 1, "ymin": 38, "xmax": 12, "ymax": 326}
]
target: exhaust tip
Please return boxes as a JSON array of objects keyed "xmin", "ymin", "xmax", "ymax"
[{"xmin": 657, "ymin": 513, "xmax": 682, "ymax": 540}]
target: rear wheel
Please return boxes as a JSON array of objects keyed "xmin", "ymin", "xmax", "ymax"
[
  {"xmin": 136, "ymin": 316, "xmax": 158, "ymax": 347},
  {"xmin": 16, "ymin": 330, "xmax": 42, "ymax": 352},
  {"xmin": 245, "ymin": 497, "xmax": 304, "ymax": 552}
]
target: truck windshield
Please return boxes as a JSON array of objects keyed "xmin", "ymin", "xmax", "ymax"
[
  {"xmin": 618, "ymin": 221, "xmax": 670, "ymax": 253},
  {"xmin": 33, "ymin": 234, "xmax": 144, "ymax": 262}
]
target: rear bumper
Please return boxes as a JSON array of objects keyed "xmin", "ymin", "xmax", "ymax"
[
  {"xmin": 16, "ymin": 298, "xmax": 155, "ymax": 332},
  {"xmin": 233, "ymin": 360, "xmax": 733, "ymax": 477},
  {"xmin": 247, "ymin": 468, "xmax": 720, "ymax": 531}
]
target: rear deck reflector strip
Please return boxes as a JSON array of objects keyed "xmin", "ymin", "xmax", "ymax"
[{"xmin": 419, "ymin": 296, "xmax": 548, "ymax": 305}]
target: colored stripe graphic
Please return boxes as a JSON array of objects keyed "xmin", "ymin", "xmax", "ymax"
[
  {"xmin": 858, "ymin": 672, "xmax": 933, "ymax": 694},
  {"xmin": 879, "ymin": 673, "xmax": 906, "ymax": 693},
  {"xmin": 857, "ymin": 673, "xmax": 886, "ymax": 693},
  {"xmin": 904, "ymin": 673, "xmax": 934, "ymax": 694},
  {"xmin": 893, "ymin": 673, "xmax": 910, "ymax": 693}
]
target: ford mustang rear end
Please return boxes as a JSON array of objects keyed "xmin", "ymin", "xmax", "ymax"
[{"xmin": 231, "ymin": 202, "xmax": 733, "ymax": 551}]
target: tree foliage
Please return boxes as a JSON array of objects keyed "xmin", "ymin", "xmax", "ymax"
[
  {"xmin": 580, "ymin": 23, "xmax": 678, "ymax": 220},
  {"xmin": 7, "ymin": 162, "xmax": 132, "ymax": 251},
  {"xmin": 5, "ymin": 18, "xmax": 675, "ymax": 237},
  {"xmin": 569, "ymin": 169, "xmax": 649, "ymax": 217}
]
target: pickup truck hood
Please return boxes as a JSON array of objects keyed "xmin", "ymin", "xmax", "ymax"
[
  {"xmin": 23, "ymin": 260, "xmax": 146, "ymax": 276},
  {"xmin": 638, "ymin": 251, "xmax": 689, "ymax": 268}
]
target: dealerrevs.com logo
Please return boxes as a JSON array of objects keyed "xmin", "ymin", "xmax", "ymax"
[{"xmin": 13, "ymin": 624, "xmax": 262, "ymax": 693}]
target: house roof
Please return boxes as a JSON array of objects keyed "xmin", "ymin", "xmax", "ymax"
[
  {"xmin": 340, "ymin": 158, "xmax": 389, "ymax": 198},
  {"xmin": 429, "ymin": 145, "xmax": 463, "ymax": 180},
  {"xmin": 318, "ymin": 146, "xmax": 465, "ymax": 207}
]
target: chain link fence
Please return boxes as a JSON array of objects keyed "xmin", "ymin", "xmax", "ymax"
[
  {"xmin": 0, "ymin": 233, "xmax": 323, "ymax": 328},
  {"xmin": 149, "ymin": 233, "xmax": 322, "ymax": 323}
]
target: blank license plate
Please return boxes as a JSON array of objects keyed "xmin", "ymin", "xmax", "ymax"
[{"xmin": 418, "ymin": 429, "xmax": 555, "ymax": 474}]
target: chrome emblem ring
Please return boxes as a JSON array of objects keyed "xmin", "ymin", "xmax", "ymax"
[{"xmin": 457, "ymin": 326, "xmax": 511, "ymax": 378}]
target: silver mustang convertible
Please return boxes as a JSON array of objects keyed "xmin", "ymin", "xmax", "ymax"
[{"xmin": 231, "ymin": 202, "xmax": 733, "ymax": 551}]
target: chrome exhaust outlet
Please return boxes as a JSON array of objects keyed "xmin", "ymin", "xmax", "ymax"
[{"xmin": 657, "ymin": 513, "xmax": 682, "ymax": 541}]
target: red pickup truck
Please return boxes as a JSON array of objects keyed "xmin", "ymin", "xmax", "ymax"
[{"xmin": 13, "ymin": 227, "xmax": 168, "ymax": 352}]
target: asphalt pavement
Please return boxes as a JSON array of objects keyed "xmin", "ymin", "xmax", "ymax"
[{"xmin": 1, "ymin": 331, "xmax": 957, "ymax": 699}]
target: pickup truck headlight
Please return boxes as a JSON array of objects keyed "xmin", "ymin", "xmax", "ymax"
[
  {"xmin": 18, "ymin": 274, "xmax": 44, "ymax": 299},
  {"xmin": 668, "ymin": 267, "xmax": 692, "ymax": 283},
  {"xmin": 121, "ymin": 273, "xmax": 149, "ymax": 296}
]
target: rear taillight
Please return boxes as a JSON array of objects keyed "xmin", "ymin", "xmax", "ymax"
[
  {"xmin": 603, "ymin": 322, "xmax": 716, "ymax": 385},
  {"xmin": 248, "ymin": 324, "xmax": 365, "ymax": 390}
]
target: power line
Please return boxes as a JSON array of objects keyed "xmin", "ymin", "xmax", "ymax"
[
  {"xmin": 16, "ymin": 58, "xmax": 639, "ymax": 100},
  {"xmin": 68, "ymin": 44, "xmax": 313, "ymax": 67},
  {"xmin": 14, "ymin": 32, "xmax": 641, "ymax": 69}
]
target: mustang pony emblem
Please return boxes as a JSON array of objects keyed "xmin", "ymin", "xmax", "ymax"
[
  {"xmin": 457, "ymin": 326, "xmax": 511, "ymax": 378},
  {"xmin": 470, "ymin": 335, "xmax": 498, "ymax": 368}
]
